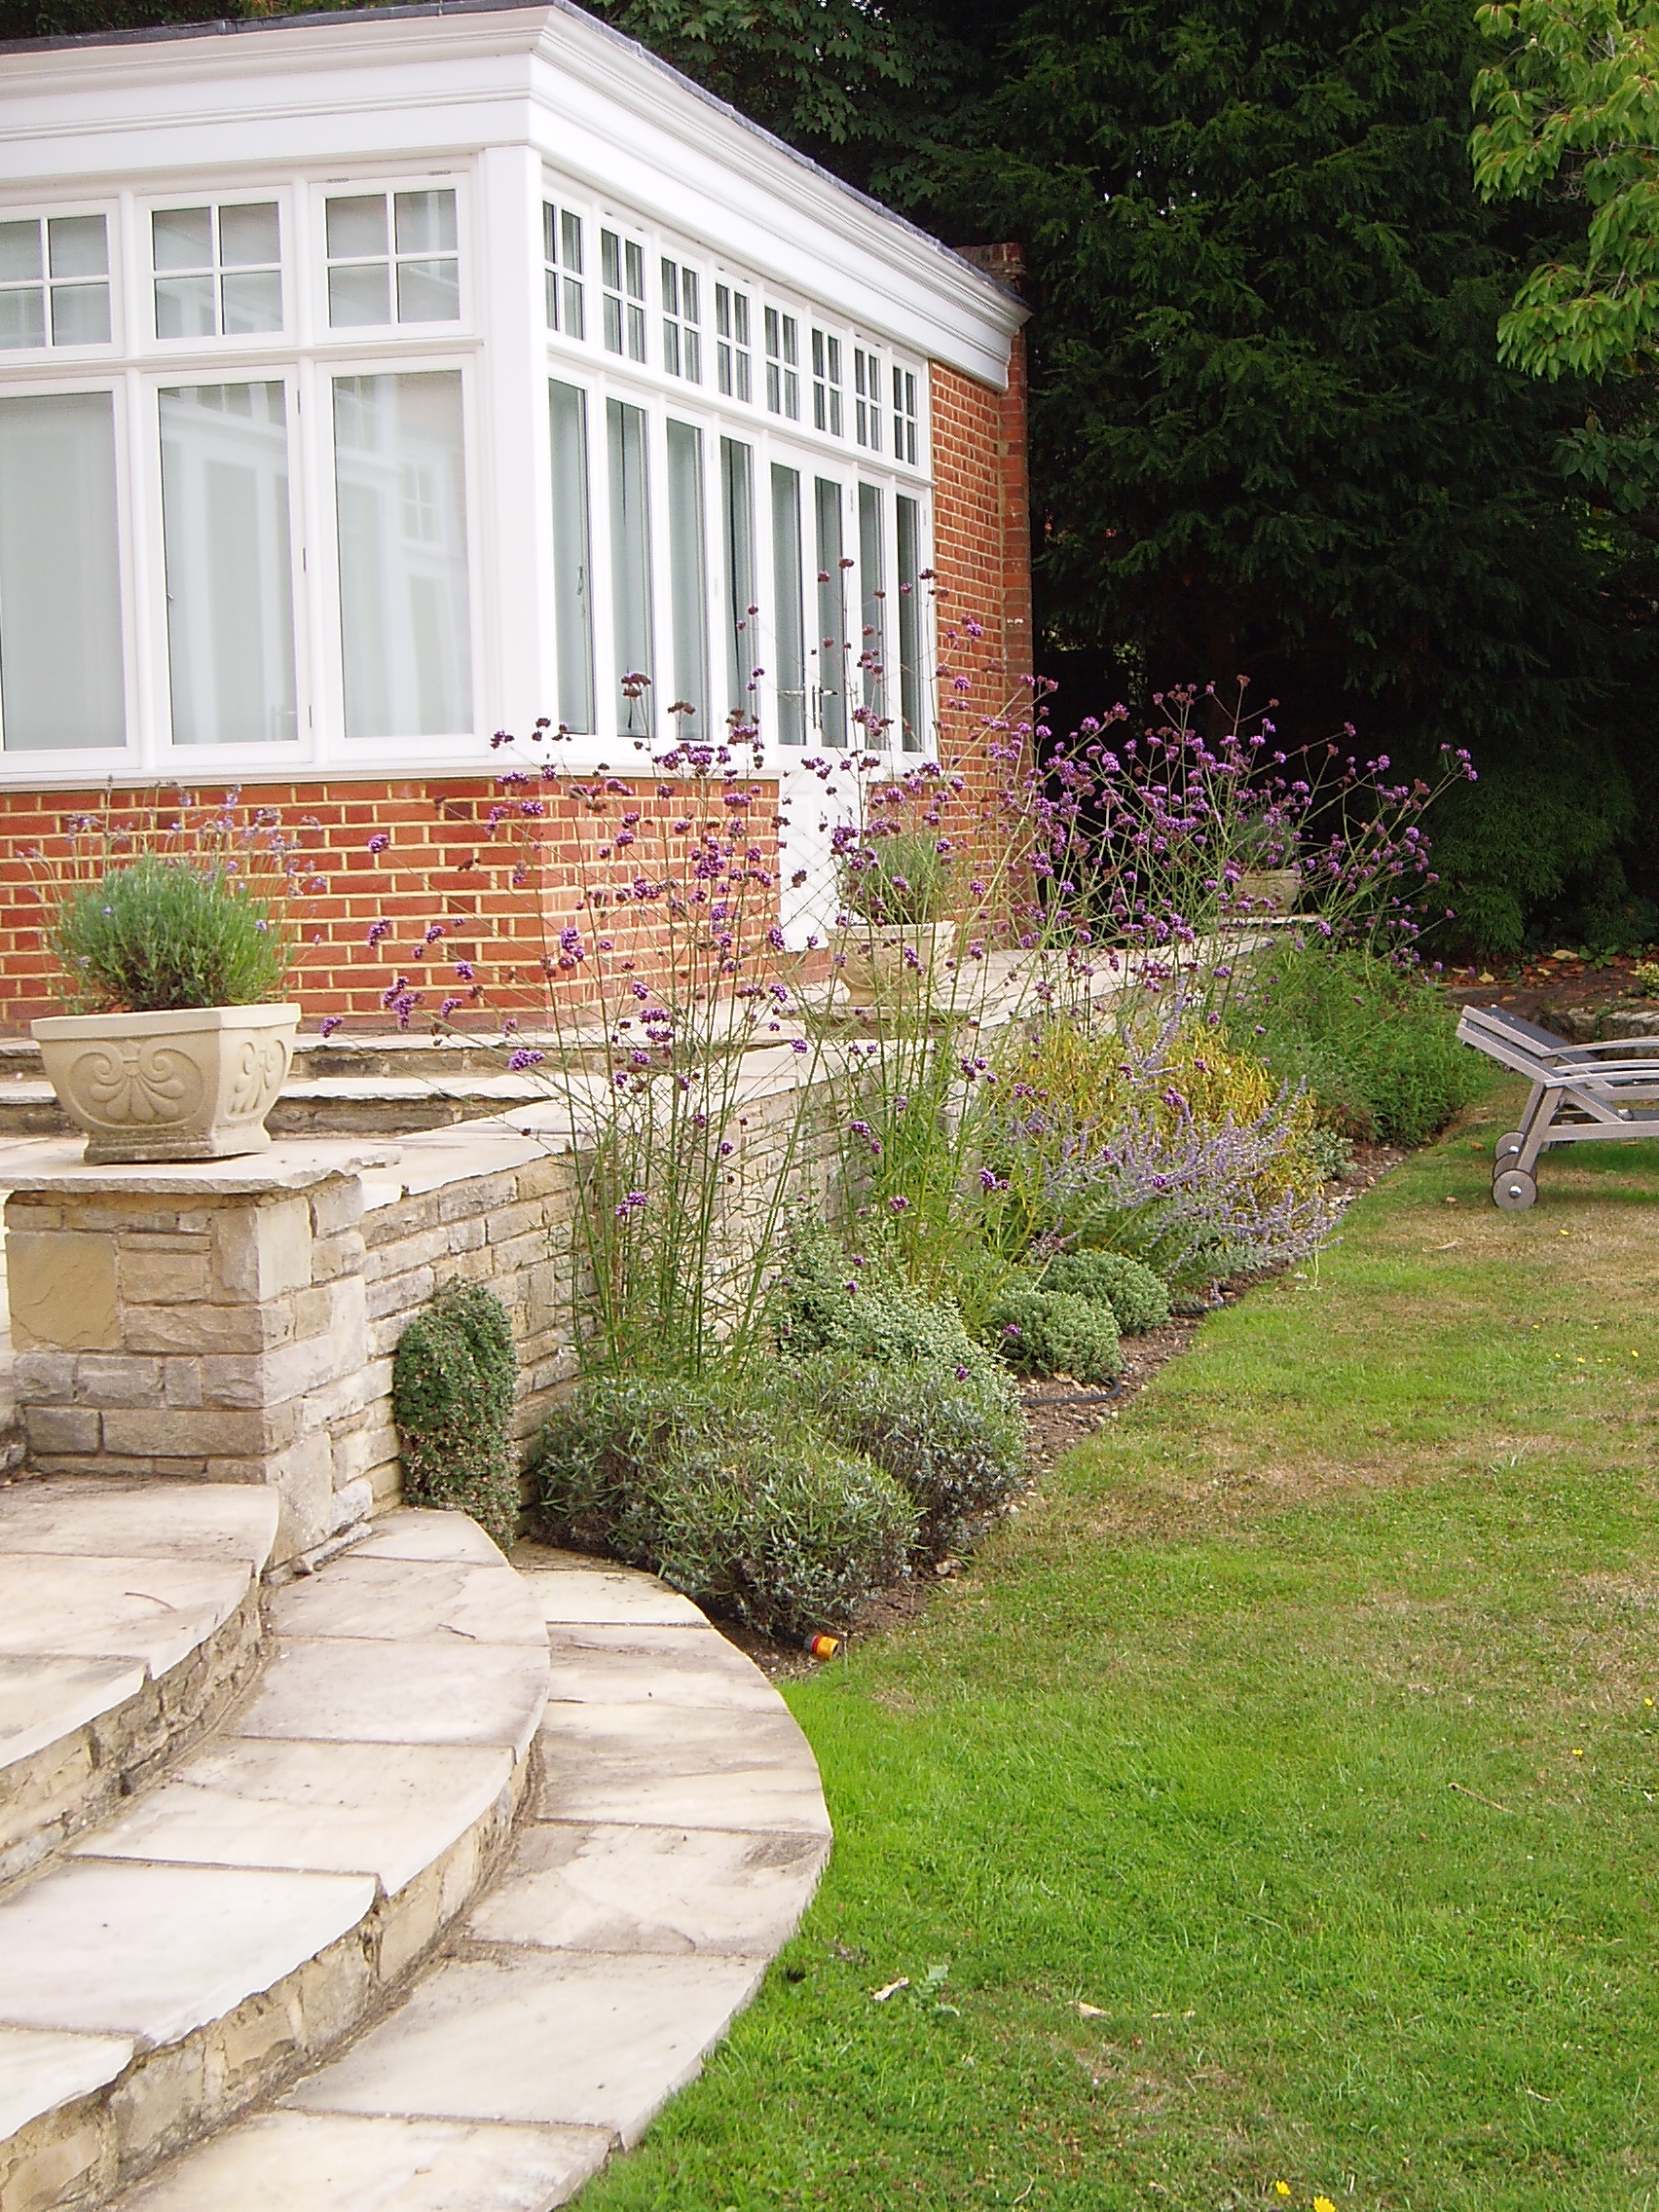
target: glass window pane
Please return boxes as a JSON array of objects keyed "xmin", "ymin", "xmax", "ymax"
[
  {"xmin": 561, "ymin": 209, "xmax": 581, "ymax": 272},
  {"xmin": 152, "ymin": 206, "xmax": 211, "ymax": 273},
  {"xmin": 549, "ymin": 380, "xmax": 595, "ymax": 735},
  {"xmin": 156, "ymin": 274, "xmax": 215, "ymax": 341},
  {"xmin": 0, "ymin": 289, "xmax": 46, "ymax": 350},
  {"xmin": 0, "ymin": 390, "xmax": 124, "ymax": 750},
  {"xmin": 770, "ymin": 462, "xmax": 804, "ymax": 749},
  {"xmin": 221, "ymin": 269, "xmax": 282, "ymax": 334},
  {"xmin": 51, "ymin": 282, "xmax": 111, "ymax": 347},
  {"xmin": 396, "ymin": 257, "xmax": 459, "ymax": 322},
  {"xmin": 0, "ymin": 222, "xmax": 42, "ymax": 283},
  {"xmin": 219, "ymin": 203, "xmax": 279, "ymax": 268},
  {"xmin": 334, "ymin": 371, "xmax": 473, "ymax": 739},
  {"xmin": 814, "ymin": 478, "xmax": 845, "ymax": 750},
  {"xmin": 666, "ymin": 420, "xmax": 708, "ymax": 745},
  {"xmin": 897, "ymin": 492, "xmax": 923, "ymax": 753},
  {"xmin": 607, "ymin": 397, "xmax": 653, "ymax": 738},
  {"xmin": 394, "ymin": 189, "xmax": 456, "ymax": 255},
  {"xmin": 161, "ymin": 381, "xmax": 296, "ymax": 747},
  {"xmin": 49, "ymin": 215, "xmax": 108, "ymax": 279},
  {"xmin": 858, "ymin": 482, "xmax": 885, "ymax": 747},
  {"xmin": 719, "ymin": 436, "xmax": 755, "ymax": 731},
  {"xmin": 328, "ymin": 262, "xmax": 390, "ymax": 328},
  {"xmin": 327, "ymin": 194, "xmax": 387, "ymax": 260}
]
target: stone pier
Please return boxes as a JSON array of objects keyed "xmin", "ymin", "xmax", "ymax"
[{"xmin": 4, "ymin": 1148, "xmax": 396, "ymax": 1563}]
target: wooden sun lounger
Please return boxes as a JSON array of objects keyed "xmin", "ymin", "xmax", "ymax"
[{"xmin": 1456, "ymin": 1003, "xmax": 1659, "ymax": 1208}]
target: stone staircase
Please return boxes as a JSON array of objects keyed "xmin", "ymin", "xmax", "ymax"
[{"xmin": 0, "ymin": 1488, "xmax": 830, "ymax": 2212}]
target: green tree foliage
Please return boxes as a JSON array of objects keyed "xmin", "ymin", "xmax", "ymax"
[
  {"xmin": 921, "ymin": 0, "xmax": 1659, "ymax": 951},
  {"xmin": 1471, "ymin": 0, "xmax": 1659, "ymax": 533}
]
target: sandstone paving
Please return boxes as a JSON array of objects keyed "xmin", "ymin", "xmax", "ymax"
[
  {"xmin": 0, "ymin": 1554, "xmax": 253, "ymax": 1678},
  {"xmin": 534, "ymin": 1699, "xmax": 830, "ymax": 1834},
  {"xmin": 543, "ymin": 1622, "xmax": 782, "ymax": 1713},
  {"xmin": 236, "ymin": 1637, "xmax": 548, "ymax": 1760},
  {"xmin": 75, "ymin": 1738, "xmax": 515, "ymax": 1897},
  {"xmin": 0, "ymin": 1652, "xmax": 143, "ymax": 1770},
  {"xmin": 283, "ymin": 1950, "xmax": 768, "ymax": 2145},
  {"xmin": 0, "ymin": 1860, "xmax": 376, "ymax": 2043},
  {"xmin": 350, "ymin": 1509, "xmax": 507, "ymax": 1567},
  {"xmin": 522, "ymin": 1563, "xmax": 707, "ymax": 1629},
  {"xmin": 0, "ymin": 1480, "xmax": 278, "ymax": 1568},
  {"xmin": 112, "ymin": 2112, "xmax": 611, "ymax": 2212},
  {"xmin": 0, "ymin": 2026, "xmax": 134, "ymax": 2137},
  {"xmin": 468, "ymin": 1820, "xmax": 829, "ymax": 1957},
  {"xmin": 269, "ymin": 1555, "xmax": 548, "ymax": 1648}
]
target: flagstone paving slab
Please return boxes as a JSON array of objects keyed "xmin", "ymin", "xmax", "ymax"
[
  {"xmin": 236, "ymin": 1638, "xmax": 547, "ymax": 1760},
  {"xmin": 0, "ymin": 2027, "xmax": 134, "ymax": 2138},
  {"xmin": 528, "ymin": 1567, "xmax": 707, "ymax": 1629},
  {"xmin": 0, "ymin": 1860, "xmax": 376, "ymax": 2044},
  {"xmin": 535, "ymin": 1699, "xmax": 831, "ymax": 1834},
  {"xmin": 0, "ymin": 1483, "xmax": 278, "ymax": 1569},
  {"xmin": 468, "ymin": 1820, "xmax": 829, "ymax": 1957},
  {"xmin": 0, "ymin": 1652, "xmax": 144, "ymax": 1772},
  {"xmin": 269, "ymin": 1556, "xmax": 547, "ymax": 1648},
  {"xmin": 0, "ymin": 1555, "xmax": 253, "ymax": 1678},
  {"xmin": 350, "ymin": 1511, "xmax": 507, "ymax": 1568},
  {"xmin": 76, "ymin": 1739, "xmax": 514, "ymax": 1896},
  {"xmin": 543, "ymin": 1623, "xmax": 782, "ymax": 1712},
  {"xmin": 284, "ymin": 1951, "xmax": 768, "ymax": 2145},
  {"xmin": 114, "ymin": 2112, "xmax": 610, "ymax": 2212}
]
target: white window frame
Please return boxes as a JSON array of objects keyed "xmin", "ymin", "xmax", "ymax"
[
  {"xmin": 138, "ymin": 191, "xmax": 292, "ymax": 355},
  {"xmin": 0, "ymin": 200, "xmax": 121, "ymax": 363},
  {"xmin": 0, "ymin": 367, "xmax": 138, "ymax": 769},
  {"xmin": 310, "ymin": 345, "xmax": 488, "ymax": 765},
  {"xmin": 312, "ymin": 175, "xmax": 470, "ymax": 350}
]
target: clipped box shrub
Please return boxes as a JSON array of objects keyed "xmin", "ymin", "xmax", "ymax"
[
  {"xmin": 774, "ymin": 1218, "xmax": 1000, "ymax": 1385},
  {"xmin": 535, "ymin": 1373, "xmax": 918, "ymax": 1639},
  {"xmin": 987, "ymin": 1287, "xmax": 1122, "ymax": 1383},
  {"xmin": 1042, "ymin": 1248, "xmax": 1170, "ymax": 1335},
  {"xmin": 393, "ymin": 1281, "xmax": 521, "ymax": 1552},
  {"xmin": 786, "ymin": 1352, "xmax": 1025, "ymax": 1555}
]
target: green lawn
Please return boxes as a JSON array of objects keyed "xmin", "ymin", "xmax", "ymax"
[{"xmin": 582, "ymin": 1083, "xmax": 1659, "ymax": 2212}]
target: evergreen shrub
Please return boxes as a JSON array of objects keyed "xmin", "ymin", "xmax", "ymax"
[
  {"xmin": 787, "ymin": 1352, "xmax": 1025, "ymax": 1554},
  {"xmin": 987, "ymin": 1287, "xmax": 1122, "ymax": 1383},
  {"xmin": 1245, "ymin": 948, "xmax": 1485, "ymax": 1146},
  {"xmin": 392, "ymin": 1281, "xmax": 521, "ymax": 1552},
  {"xmin": 535, "ymin": 1373, "xmax": 918, "ymax": 1637},
  {"xmin": 1042, "ymin": 1249, "xmax": 1170, "ymax": 1335},
  {"xmin": 49, "ymin": 854, "xmax": 294, "ymax": 1014}
]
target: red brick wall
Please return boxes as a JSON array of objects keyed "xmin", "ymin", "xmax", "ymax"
[{"xmin": 0, "ymin": 777, "xmax": 782, "ymax": 1031}]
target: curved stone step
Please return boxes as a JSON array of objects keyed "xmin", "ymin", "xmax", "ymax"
[
  {"xmin": 0, "ymin": 1481, "xmax": 278, "ymax": 1888},
  {"xmin": 103, "ymin": 1551, "xmax": 832, "ymax": 2212},
  {"xmin": 0, "ymin": 1509, "xmax": 549, "ymax": 2212}
]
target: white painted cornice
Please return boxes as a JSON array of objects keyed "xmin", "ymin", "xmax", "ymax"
[{"xmin": 0, "ymin": 0, "xmax": 1026, "ymax": 387}]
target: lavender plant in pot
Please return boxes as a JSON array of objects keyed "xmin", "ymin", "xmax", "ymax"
[
  {"xmin": 30, "ymin": 806, "xmax": 303, "ymax": 1163},
  {"xmin": 835, "ymin": 829, "xmax": 956, "ymax": 1001}
]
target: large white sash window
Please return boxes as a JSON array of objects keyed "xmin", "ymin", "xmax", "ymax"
[
  {"xmin": 334, "ymin": 370, "xmax": 472, "ymax": 739},
  {"xmin": 160, "ymin": 380, "xmax": 297, "ymax": 746},
  {"xmin": 0, "ymin": 389, "xmax": 124, "ymax": 750}
]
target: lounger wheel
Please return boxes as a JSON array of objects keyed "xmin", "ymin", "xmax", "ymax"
[
  {"xmin": 1493, "ymin": 1167, "xmax": 1537, "ymax": 1210},
  {"xmin": 1494, "ymin": 1130, "xmax": 1527, "ymax": 1164}
]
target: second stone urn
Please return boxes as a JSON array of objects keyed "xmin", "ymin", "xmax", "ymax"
[{"xmin": 32, "ymin": 1003, "xmax": 301, "ymax": 1163}]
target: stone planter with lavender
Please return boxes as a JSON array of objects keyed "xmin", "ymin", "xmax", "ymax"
[{"xmin": 27, "ymin": 810, "xmax": 305, "ymax": 1164}]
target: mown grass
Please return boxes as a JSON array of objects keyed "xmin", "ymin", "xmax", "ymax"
[{"xmin": 581, "ymin": 1080, "xmax": 1659, "ymax": 2212}]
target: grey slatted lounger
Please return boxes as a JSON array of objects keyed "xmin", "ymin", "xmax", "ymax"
[{"xmin": 1456, "ymin": 1004, "xmax": 1659, "ymax": 1208}]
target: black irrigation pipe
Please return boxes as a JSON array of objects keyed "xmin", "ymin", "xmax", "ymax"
[{"xmin": 1028, "ymin": 1382, "xmax": 1124, "ymax": 1410}]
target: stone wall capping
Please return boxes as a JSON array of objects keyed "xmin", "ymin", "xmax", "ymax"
[{"xmin": 1, "ymin": 1142, "xmax": 401, "ymax": 1202}]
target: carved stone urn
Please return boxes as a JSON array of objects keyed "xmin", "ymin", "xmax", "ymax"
[{"xmin": 32, "ymin": 1004, "xmax": 300, "ymax": 1163}]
